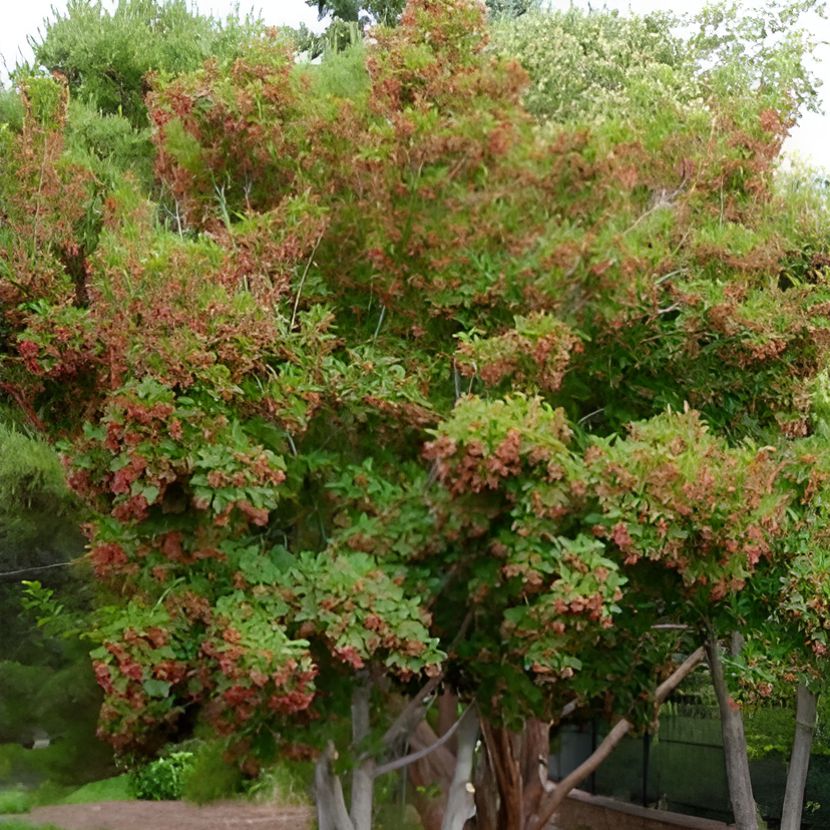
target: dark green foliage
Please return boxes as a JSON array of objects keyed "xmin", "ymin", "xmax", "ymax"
[
  {"xmin": 0, "ymin": 426, "xmax": 107, "ymax": 789},
  {"xmin": 485, "ymin": 0, "xmax": 539, "ymax": 17},
  {"xmin": 64, "ymin": 101, "xmax": 154, "ymax": 190},
  {"xmin": 309, "ymin": 0, "xmax": 535, "ymax": 26},
  {"xmin": 0, "ymin": 425, "xmax": 83, "ymax": 574},
  {"xmin": 302, "ymin": 0, "xmax": 535, "ymax": 53},
  {"xmin": 180, "ymin": 741, "xmax": 243, "ymax": 804},
  {"xmin": 0, "ymin": 657, "xmax": 113, "ymax": 786}
]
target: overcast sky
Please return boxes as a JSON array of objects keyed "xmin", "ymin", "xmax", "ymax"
[{"xmin": 1, "ymin": 0, "xmax": 829, "ymax": 169}]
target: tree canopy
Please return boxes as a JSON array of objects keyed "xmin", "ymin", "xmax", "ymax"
[{"xmin": 2, "ymin": 1, "xmax": 830, "ymax": 828}]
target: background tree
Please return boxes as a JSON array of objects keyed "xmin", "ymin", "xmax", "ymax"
[
  {"xmin": 28, "ymin": 0, "xmax": 263, "ymax": 128},
  {"xmin": 308, "ymin": 0, "xmax": 535, "ymax": 27}
]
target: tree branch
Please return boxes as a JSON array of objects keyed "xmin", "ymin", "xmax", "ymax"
[
  {"xmin": 380, "ymin": 671, "xmax": 445, "ymax": 749},
  {"xmin": 380, "ymin": 609, "xmax": 473, "ymax": 750},
  {"xmin": 529, "ymin": 646, "xmax": 705, "ymax": 830},
  {"xmin": 374, "ymin": 704, "xmax": 472, "ymax": 778}
]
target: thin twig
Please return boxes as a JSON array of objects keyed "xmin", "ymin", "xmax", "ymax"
[
  {"xmin": 655, "ymin": 268, "xmax": 686, "ymax": 286},
  {"xmin": 0, "ymin": 560, "xmax": 76, "ymax": 580},
  {"xmin": 578, "ymin": 407, "xmax": 604, "ymax": 425},
  {"xmin": 372, "ymin": 305, "xmax": 386, "ymax": 341},
  {"xmin": 290, "ymin": 231, "xmax": 324, "ymax": 330}
]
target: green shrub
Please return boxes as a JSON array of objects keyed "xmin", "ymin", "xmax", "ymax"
[
  {"xmin": 181, "ymin": 742, "xmax": 242, "ymax": 804},
  {"xmin": 0, "ymin": 88, "xmax": 24, "ymax": 130},
  {"xmin": 129, "ymin": 752, "xmax": 195, "ymax": 800}
]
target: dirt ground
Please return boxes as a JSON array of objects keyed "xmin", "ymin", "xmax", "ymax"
[{"xmin": 10, "ymin": 801, "xmax": 313, "ymax": 830}]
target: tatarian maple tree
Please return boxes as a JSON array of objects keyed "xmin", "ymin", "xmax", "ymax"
[{"xmin": 4, "ymin": 1, "xmax": 830, "ymax": 829}]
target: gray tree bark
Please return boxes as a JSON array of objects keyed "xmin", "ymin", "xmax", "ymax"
[
  {"xmin": 706, "ymin": 633, "xmax": 757, "ymax": 830},
  {"xmin": 440, "ymin": 706, "xmax": 480, "ymax": 830},
  {"xmin": 781, "ymin": 683, "xmax": 818, "ymax": 830},
  {"xmin": 350, "ymin": 674, "xmax": 375, "ymax": 830},
  {"xmin": 315, "ymin": 741, "xmax": 356, "ymax": 830}
]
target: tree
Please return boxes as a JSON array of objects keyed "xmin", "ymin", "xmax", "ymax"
[
  {"xmin": 3, "ymin": 1, "xmax": 830, "ymax": 828},
  {"xmin": 28, "ymin": 0, "xmax": 264, "ymax": 128},
  {"xmin": 0, "ymin": 423, "xmax": 83, "ymax": 574},
  {"xmin": 308, "ymin": 0, "xmax": 406, "ymax": 26},
  {"xmin": 308, "ymin": 0, "xmax": 534, "ymax": 28}
]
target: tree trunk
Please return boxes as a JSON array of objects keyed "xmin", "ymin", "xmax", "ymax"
[
  {"xmin": 520, "ymin": 719, "xmax": 550, "ymax": 828},
  {"xmin": 480, "ymin": 721, "xmax": 523, "ymax": 830},
  {"xmin": 474, "ymin": 740, "xmax": 500, "ymax": 830},
  {"xmin": 477, "ymin": 719, "xmax": 550, "ymax": 830},
  {"xmin": 441, "ymin": 706, "xmax": 480, "ymax": 830},
  {"xmin": 315, "ymin": 742, "xmax": 355, "ymax": 830},
  {"xmin": 408, "ymin": 718, "xmax": 457, "ymax": 830},
  {"xmin": 350, "ymin": 674, "xmax": 375, "ymax": 830},
  {"xmin": 706, "ymin": 633, "xmax": 757, "ymax": 830},
  {"xmin": 781, "ymin": 683, "xmax": 818, "ymax": 830}
]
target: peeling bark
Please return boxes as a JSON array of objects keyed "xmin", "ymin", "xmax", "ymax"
[
  {"xmin": 480, "ymin": 720, "xmax": 523, "ymax": 830},
  {"xmin": 520, "ymin": 720, "xmax": 551, "ymax": 829},
  {"xmin": 474, "ymin": 741, "xmax": 500, "ymax": 830},
  {"xmin": 475, "ymin": 718, "xmax": 550, "ymax": 830}
]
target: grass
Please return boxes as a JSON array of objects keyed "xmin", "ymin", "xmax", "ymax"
[
  {"xmin": 61, "ymin": 775, "xmax": 131, "ymax": 804},
  {"xmin": 245, "ymin": 760, "xmax": 313, "ymax": 808},
  {"xmin": 0, "ymin": 821, "xmax": 63, "ymax": 830},
  {"xmin": 0, "ymin": 788, "xmax": 31, "ymax": 815},
  {"xmin": 0, "ymin": 775, "xmax": 131, "ymax": 818}
]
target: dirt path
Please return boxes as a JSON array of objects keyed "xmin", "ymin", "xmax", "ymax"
[{"xmin": 9, "ymin": 801, "xmax": 313, "ymax": 830}]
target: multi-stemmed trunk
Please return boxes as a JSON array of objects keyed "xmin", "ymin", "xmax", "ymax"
[
  {"xmin": 475, "ymin": 719, "xmax": 550, "ymax": 830},
  {"xmin": 314, "ymin": 674, "xmax": 377, "ymax": 830},
  {"xmin": 414, "ymin": 649, "xmax": 704, "ymax": 830},
  {"xmin": 315, "ymin": 647, "xmax": 706, "ymax": 830}
]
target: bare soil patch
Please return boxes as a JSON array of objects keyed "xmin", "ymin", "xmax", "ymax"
[{"xmin": 12, "ymin": 801, "xmax": 312, "ymax": 830}]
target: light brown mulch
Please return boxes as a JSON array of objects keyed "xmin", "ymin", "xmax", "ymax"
[{"xmin": 14, "ymin": 801, "xmax": 313, "ymax": 830}]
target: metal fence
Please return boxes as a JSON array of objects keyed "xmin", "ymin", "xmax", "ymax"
[{"xmin": 549, "ymin": 705, "xmax": 830, "ymax": 829}]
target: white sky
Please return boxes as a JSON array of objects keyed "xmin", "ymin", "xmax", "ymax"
[{"xmin": 1, "ymin": 0, "xmax": 829, "ymax": 168}]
